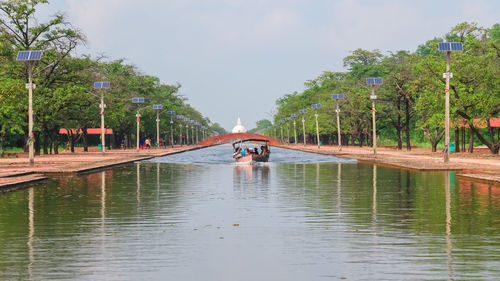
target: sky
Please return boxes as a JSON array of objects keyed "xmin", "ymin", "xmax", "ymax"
[{"xmin": 37, "ymin": 0, "xmax": 500, "ymax": 131}]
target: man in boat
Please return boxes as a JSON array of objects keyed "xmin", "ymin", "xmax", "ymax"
[
  {"xmin": 233, "ymin": 147, "xmax": 241, "ymax": 159},
  {"xmin": 260, "ymin": 145, "xmax": 270, "ymax": 156}
]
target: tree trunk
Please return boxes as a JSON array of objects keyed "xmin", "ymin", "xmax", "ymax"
[
  {"xmin": 454, "ymin": 127, "xmax": 460, "ymax": 152},
  {"xmin": 43, "ymin": 131, "xmax": 49, "ymax": 155},
  {"xmin": 70, "ymin": 137, "xmax": 75, "ymax": 153},
  {"xmin": 396, "ymin": 100, "xmax": 403, "ymax": 150},
  {"xmin": 404, "ymin": 98, "xmax": 411, "ymax": 151},
  {"xmin": 468, "ymin": 129, "xmax": 474, "ymax": 153},
  {"xmin": 0, "ymin": 129, "xmax": 5, "ymax": 158},
  {"xmin": 53, "ymin": 129, "xmax": 59, "ymax": 155},
  {"xmin": 34, "ymin": 131, "xmax": 41, "ymax": 155},
  {"xmin": 431, "ymin": 141, "xmax": 438, "ymax": 152},
  {"xmin": 82, "ymin": 127, "xmax": 88, "ymax": 152}
]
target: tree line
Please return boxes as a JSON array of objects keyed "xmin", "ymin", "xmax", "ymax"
[
  {"xmin": 0, "ymin": 0, "xmax": 224, "ymax": 156},
  {"xmin": 264, "ymin": 22, "xmax": 500, "ymax": 154}
]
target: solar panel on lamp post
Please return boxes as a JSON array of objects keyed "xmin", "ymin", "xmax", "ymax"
[
  {"xmin": 366, "ymin": 78, "xmax": 383, "ymax": 155},
  {"xmin": 300, "ymin": 109, "xmax": 307, "ymax": 146},
  {"xmin": 439, "ymin": 42, "xmax": 463, "ymax": 163},
  {"xmin": 94, "ymin": 82, "xmax": 110, "ymax": 154},
  {"xmin": 17, "ymin": 50, "xmax": 43, "ymax": 166},
  {"xmin": 312, "ymin": 104, "xmax": 322, "ymax": 148},
  {"xmin": 291, "ymin": 113, "xmax": 298, "ymax": 144},
  {"xmin": 332, "ymin": 94, "xmax": 345, "ymax": 151},
  {"xmin": 132, "ymin": 98, "xmax": 145, "ymax": 151}
]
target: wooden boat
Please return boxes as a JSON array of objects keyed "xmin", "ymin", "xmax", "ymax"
[{"xmin": 232, "ymin": 139, "xmax": 271, "ymax": 163}]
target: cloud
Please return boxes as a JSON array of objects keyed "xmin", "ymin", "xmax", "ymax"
[{"xmin": 49, "ymin": 0, "xmax": 500, "ymax": 130}]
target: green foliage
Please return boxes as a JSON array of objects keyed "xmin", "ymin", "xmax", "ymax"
[
  {"xmin": 249, "ymin": 119, "xmax": 273, "ymax": 133},
  {"xmin": 0, "ymin": 0, "xmax": 216, "ymax": 152},
  {"xmin": 269, "ymin": 22, "xmax": 500, "ymax": 153}
]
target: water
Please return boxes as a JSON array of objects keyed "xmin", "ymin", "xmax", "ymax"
[{"xmin": 1, "ymin": 144, "xmax": 499, "ymax": 280}]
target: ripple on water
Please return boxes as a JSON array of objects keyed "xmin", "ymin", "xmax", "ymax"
[{"xmin": 145, "ymin": 143, "xmax": 357, "ymax": 164}]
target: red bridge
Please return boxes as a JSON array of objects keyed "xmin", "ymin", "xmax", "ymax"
[{"xmin": 198, "ymin": 133, "xmax": 281, "ymax": 146}]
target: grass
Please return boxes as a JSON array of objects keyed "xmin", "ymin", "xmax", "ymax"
[{"xmin": 1, "ymin": 147, "xmax": 24, "ymax": 153}]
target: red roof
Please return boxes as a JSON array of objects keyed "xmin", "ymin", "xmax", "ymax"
[
  {"xmin": 59, "ymin": 128, "xmax": 113, "ymax": 135},
  {"xmin": 452, "ymin": 118, "xmax": 500, "ymax": 128}
]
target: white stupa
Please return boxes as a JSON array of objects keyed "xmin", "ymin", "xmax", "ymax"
[{"xmin": 232, "ymin": 116, "xmax": 247, "ymax": 133}]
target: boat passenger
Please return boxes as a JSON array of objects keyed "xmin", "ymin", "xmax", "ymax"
[
  {"xmin": 254, "ymin": 147, "xmax": 259, "ymax": 154},
  {"xmin": 241, "ymin": 146, "xmax": 248, "ymax": 157}
]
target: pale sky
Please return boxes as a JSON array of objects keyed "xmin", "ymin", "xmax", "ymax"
[{"xmin": 38, "ymin": 0, "xmax": 500, "ymax": 131}]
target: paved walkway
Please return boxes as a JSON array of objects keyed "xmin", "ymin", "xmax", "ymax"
[
  {"xmin": 1, "ymin": 144, "xmax": 499, "ymax": 190},
  {"xmin": 278, "ymin": 144, "xmax": 500, "ymax": 183},
  {"xmin": 0, "ymin": 146, "xmax": 204, "ymax": 189}
]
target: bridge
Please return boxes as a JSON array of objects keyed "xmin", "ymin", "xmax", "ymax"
[{"xmin": 198, "ymin": 133, "xmax": 281, "ymax": 146}]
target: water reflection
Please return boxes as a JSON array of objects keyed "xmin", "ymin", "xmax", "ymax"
[
  {"xmin": 136, "ymin": 162, "xmax": 141, "ymax": 204},
  {"xmin": 27, "ymin": 188, "xmax": 34, "ymax": 280},
  {"xmin": 101, "ymin": 171, "xmax": 106, "ymax": 228},
  {"xmin": 372, "ymin": 164, "xmax": 377, "ymax": 225},
  {"xmin": 1, "ymin": 146, "xmax": 500, "ymax": 280},
  {"xmin": 445, "ymin": 171, "xmax": 454, "ymax": 280},
  {"xmin": 337, "ymin": 163, "xmax": 342, "ymax": 215},
  {"xmin": 233, "ymin": 164, "xmax": 270, "ymax": 191}
]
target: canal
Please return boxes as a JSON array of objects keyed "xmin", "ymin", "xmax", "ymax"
[{"xmin": 1, "ymin": 144, "xmax": 499, "ymax": 280}]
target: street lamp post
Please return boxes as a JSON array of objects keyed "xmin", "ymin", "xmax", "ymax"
[
  {"xmin": 332, "ymin": 94, "xmax": 345, "ymax": 151},
  {"xmin": 16, "ymin": 50, "xmax": 43, "ymax": 166},
  {"xmin": 94, "ymin": 82, "xmax": 110, "ymax": 154},
  {"xmin": 132, "ymin": 97, "xmax": 145, "ymax": 151},
  {"xmin": 366, "ymin": 78, "xmax": 383, "ymax": 155},
  {"xmin": 153, "ymin": 104, "xmax": 163, "ymax": 148},
  {"xmin": 168, "ymin": 111, "xmax": 175, "ymax": 147},
  {"xmin": 177, "ymin": 115, "xmax": 184, "ymax": 146},
  {"xmin": 136, "ymin": 111, "xmax": 141, "ymax": 151},
  {"xmin": 279, "ymin": 120, "xmax": 284, "ymax": 143},
  {"xmin": 195, "ymin": 123, "xmax": 199, "ymax": 144},
  {"xmin": 184, "ymin": 118, "xmax": 190, "ymax": 145},
  {"xmin": 285, "ymin": 117, "xmax": 291, "ymax": 144},
  {"xmin": 190, "ymin": 120, "xmax": 195, "ymax": 145},
  {"xmin": 312, "ymin": 104, "xmax": 321, "ymax": 148},
  {"xmin": 439, "ymin": 42, "xmax": 463, "ymax": 163},
  {"xmin": 291, "ymin": 113, "xmax": 298, "ymax": 144},
  {"xmin": 300, "ymin": 109, "xmax": 307, "ymax": 146}
]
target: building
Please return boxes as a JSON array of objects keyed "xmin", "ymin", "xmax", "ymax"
[{"xmin": 231, "ymin": 117, "xmax": 247, "ymax": 133}]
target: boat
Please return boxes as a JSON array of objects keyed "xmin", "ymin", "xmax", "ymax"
[{"xmin": 232, "ymin": 139, "xmax": 271, "ymax": 164}]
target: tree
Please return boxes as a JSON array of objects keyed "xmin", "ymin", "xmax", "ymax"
[
  {"xmin": 0, "ymin": 0, "xmax": 85, "ymax": 153},
  {"xmin": 249, "ymin": 119, "xmax": 272, "ymax": 133}
]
